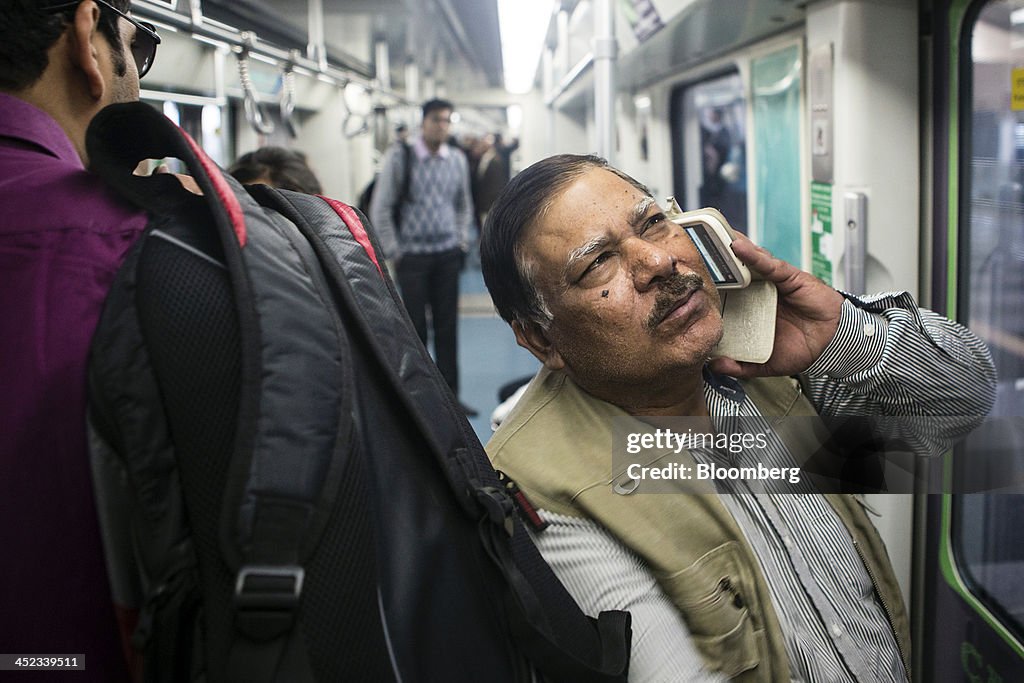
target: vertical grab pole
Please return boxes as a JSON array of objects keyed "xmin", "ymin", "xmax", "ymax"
[
  {"xmin": 307, "ymin": 0, "xmax": 327, "ymax": 71},
  {"xmin": 593, "ymin": 0, "xmax": 617, "ymax": 164}
]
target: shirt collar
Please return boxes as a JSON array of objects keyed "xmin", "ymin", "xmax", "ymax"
[
  {"xmin": 413, "ymin": 135, "xmax": 450, "ymax": 160},
  {"xmin": 0, "ymin": 93, "xmax": 83, "ymax": 169},
  {"xmin": 703, "ymin": 365, "xmax": 747, "ymax": 403}
]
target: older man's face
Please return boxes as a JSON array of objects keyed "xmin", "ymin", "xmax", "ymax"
[{"xmin": 519, "ymin": 167, "xmax": 723, "ymax": 392}]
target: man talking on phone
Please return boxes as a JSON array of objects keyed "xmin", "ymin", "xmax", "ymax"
[{"xmin": 480, "ymin": 154, "xmax": 995, "ymax": 682}]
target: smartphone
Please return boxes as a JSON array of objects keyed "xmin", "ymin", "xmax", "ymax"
[
  {"xmin": 663, "ymin": 199, "xmax": 777, "ymax": 364},
  {"xmin": 664, "ymin": 200, "xmax": 750, "ymax": 289}
]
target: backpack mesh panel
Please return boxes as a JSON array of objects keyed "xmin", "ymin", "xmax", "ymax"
[
  {"xmin": 136, "ymin": 223, "xmax": 239, "ymax": 674},
  {"xmin": 136, "ymin": 211, "xmax": 392, "ymax": 680},
  {"xmin": 301, "ymin": 435, "xmax": 393, "ymax": 681}
]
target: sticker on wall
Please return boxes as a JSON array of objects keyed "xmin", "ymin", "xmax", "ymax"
[
  {"xmin": 1012, "ymin": 67, "xmax": 1024, "ymax": 111},
  {"xmin": 811, "ymin": 181, "xmax": 833, "ymax": 285},
  {"xmin": 622, "ymin": 0, "xmax": 664, "ymax": 43}
]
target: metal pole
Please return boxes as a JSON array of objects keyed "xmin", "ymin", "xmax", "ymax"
[
  {"xmin": 307, "ymin": 0, "xmax": 327, "ymax": 71},
  {"xmin": 375, "ymin": 38, "xmax": 391, "ymax": 90},
  {"xmin": 557, "ymin": 8, "xmax": 570, "ymax": 76},
  {"xmin": 543, "ymin": 46, "xmax": 556, "ymax": 153},
  {"xmin": 593, "ymin": 0, "xmax": 617, "ymax": 162},
  {"xmin": 405, "ymin": 59, "xmax": 420, "ymax": 104}
]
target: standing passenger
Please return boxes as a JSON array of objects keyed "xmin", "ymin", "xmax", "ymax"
[
  {"xmin": 229, "ymin": 146, "xmax": 323, "ymax": 194},
  {"xmin": 0, "ymin": 1, "xmax": 158, "ymax": 679},
  {"xmin": 480, "ymin": 154, "xmax": 996, "ymax": 681},
  {"xmin": 472, "ymin": 134, "xmax": 508, "ymax": 230},
  {"xmin": 370, "ymin": 98, "xmax": 477, "ymax": 415}
]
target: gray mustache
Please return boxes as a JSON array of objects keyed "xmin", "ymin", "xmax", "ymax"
[{"xmin": 646, "ymin": 272, "xmax": 706, "ymax": 330}]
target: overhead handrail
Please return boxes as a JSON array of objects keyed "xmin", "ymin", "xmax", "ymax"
[
  {"xmin": 342, "ymin": 112, "xmax": 369, "ymax": 139},
  {"xmin": 280, "ymin": 50, "xmax": 300, "ymax": 138},
  {"xmin": 342, "ymin": 83, "xmax": 370, "ymax": 139},
  {"xmin": 238, "ymin": 32, "xmax": 275, "ymax": 136},
  {"xmin": 134, "ymin": 1, "xmax": 411, "ymax": 106}
]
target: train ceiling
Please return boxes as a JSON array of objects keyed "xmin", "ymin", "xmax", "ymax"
[{"xmin": 199, "ymin": 0, "xmax": 505, "ymax": 92}]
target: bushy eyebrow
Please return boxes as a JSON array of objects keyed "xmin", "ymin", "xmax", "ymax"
[
  {"xmin": 561, "ymin": 196, "xmax": 658, "ymax": 281},
  {"xmin": 628, "ymin": 196, "xmax": 658, "ymax": 229},
  {"xmin": 564, "ymin": 235, "xmax": 609, "ymax": 280}
]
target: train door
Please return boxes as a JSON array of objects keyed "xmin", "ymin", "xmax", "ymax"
[
  {"xmin": 920, "ymin": 0, "xmax": 1024, "ymax": 679},
  {"xmin": 668, "ymin": 37, "xmax": 804, "ymax": 265}
]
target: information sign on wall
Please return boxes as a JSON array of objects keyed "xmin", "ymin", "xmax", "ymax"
[{"xmin": 811, "ymin": 181, "xmax": 833, "ymax": 285}]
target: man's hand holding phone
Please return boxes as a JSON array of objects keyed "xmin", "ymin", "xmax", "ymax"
[
  {"xmin": 709, "ymin": 234, "xmax": 844, "ymax": 379},
  {"xmin": 668, "ymin": 203, "xmax": 775, "ymax": 365}
]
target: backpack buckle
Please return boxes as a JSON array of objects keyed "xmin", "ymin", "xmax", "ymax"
[
  {"xmin": 477, "ymin": 486, "xmax": 516, "ymax": 536},
  {"xmin": 233, "ymin": 565, "xmax": 304, "ymax": 641}
]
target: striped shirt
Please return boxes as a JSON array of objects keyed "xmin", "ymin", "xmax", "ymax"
[
  {"xmin": 369, "ymin": 137, "xmax": 473, "ymax": 259},
  {"xmin": 526, "ymin": 292, "xmax": 995, "ymax": 682}
]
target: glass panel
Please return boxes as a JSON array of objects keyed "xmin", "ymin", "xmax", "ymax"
[
  {"xmin": 752, "ymin": 45, "xmax": 802, "ymax": 267},
  {"xmin": 954, "ymin": 0, "xmax": 1024, "ymax": 643},
  {"xmin": 672, "ymin": 71, "xmax": 748, "ymax": 233}
]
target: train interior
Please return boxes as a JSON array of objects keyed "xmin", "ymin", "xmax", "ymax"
[{"xmin": 16, "ymin": 0, "xmax": 1024, "ymax": 678}]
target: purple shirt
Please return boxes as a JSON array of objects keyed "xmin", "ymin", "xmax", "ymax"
[{"xmin": 0, "ymin": 93, "xmax": 146, "ymax": 681}]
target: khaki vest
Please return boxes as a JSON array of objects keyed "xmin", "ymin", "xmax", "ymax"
[{"xmin": 487, "ymin": 368, "xmax": 911, "ymax": 681}]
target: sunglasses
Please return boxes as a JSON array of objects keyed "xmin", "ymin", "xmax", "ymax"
[{"xmin": 42, "ymin": 0, "xmax": 161, "ymax": 77}]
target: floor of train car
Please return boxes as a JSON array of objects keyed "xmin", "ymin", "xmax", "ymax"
[{"xmin": 448, "ymin": 263, "xmax": 539, "ymax": 444}]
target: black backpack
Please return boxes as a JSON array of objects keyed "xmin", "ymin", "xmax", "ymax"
[
  {"xmin": 85, "ymin": 102, "xmax": 630, "ymax": 683},
  {"xmin": 358, "ymin": 141, "xmax": 412, "ymax": 232}
]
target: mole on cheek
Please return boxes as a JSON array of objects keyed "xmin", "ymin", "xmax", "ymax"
[{"xmin": 601, "ymin": 290, "xmax": 609, "ymax": 298}]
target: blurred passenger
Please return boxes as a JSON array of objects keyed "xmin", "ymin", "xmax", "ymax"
[
  {"xmin": 370, "ymin": 98, "xmax": 477, "ymax": 415},
  {"xmin": 700, "ymin": 107, "xmax": 731, "ymax": 199},
  {"xmin": 699, "ymin": 107, "xmax": 746, "ymax": 229},
  {"xmin": 480, "ymin": 154, "xmax": 996, "ymax": 681},
  {"xmin": 472, "ymin": 134, "xmax": 507, "ymax": 229},
  {"xmin": 462, "ymin": 133, "xmax": 481, "ymax": 177},
  {"xmin": 0, "ymin": 1, "xmax": 160, "ymax": 679},
  {"xmin": 492, "ymin": 132, "xmax": 518, "ymax": 182},
  {"xmin": 229, "ymin": 146, "xmax": 322, "ymax": 194},
  {"xmin": 394, "ymin": 122, "xmax": 409, "ymax": 144}
]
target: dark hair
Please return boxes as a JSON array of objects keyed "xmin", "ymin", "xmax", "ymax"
[
  {"xmin": 480, "ymin": 154, "xmax": 650, "ymax": 328},
  {"xmin": 0, "ymin": 0, "xmax": 129, "ymax": 92},
  {"xmin": 422, "ymin": 98, "xmax": 454, "ymax": 119},
  {"xmin": 229, "ymin": 146, "xmax": 323, "ymax": 195}
]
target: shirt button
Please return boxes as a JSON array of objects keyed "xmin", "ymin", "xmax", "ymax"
[
  {"xmin": 831, "ymin": 623, "xmax": 843, "ymax": 638},
  {"xmin": 782, "ymin": 535, "xmax": 794, "ymax": 549},
  {"xmin": 863, "ymin": 323, "xmax": 876, "ymax": 337}
]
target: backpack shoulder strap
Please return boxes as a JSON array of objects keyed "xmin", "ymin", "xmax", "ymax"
[
  {"xmin": 252, "ymin": 189, "xmax": 631, "ymax": 682},
  {"xmin": 400, "ymin": 141, "xmax": 413, "ymax": 205}
]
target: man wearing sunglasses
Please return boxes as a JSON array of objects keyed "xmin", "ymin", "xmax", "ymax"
[{"xmin": 0, "ymin": 1, "xmax": 159, "ymax": 680}]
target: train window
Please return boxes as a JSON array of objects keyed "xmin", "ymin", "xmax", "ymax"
[
  {"xmin": 670, "ymin": 71, "xmax": 748, "ymax": 233},
  {"xmin": 138, "ymin": 97, "xmax": 233, "ymax": 172},
  {"xmin": 751, "ymin": 45, "xmax": 802, "ymax": 267},
  {"xmin": 953, "ymin": 0, "xmax": 1024, "ymax": 646}
]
